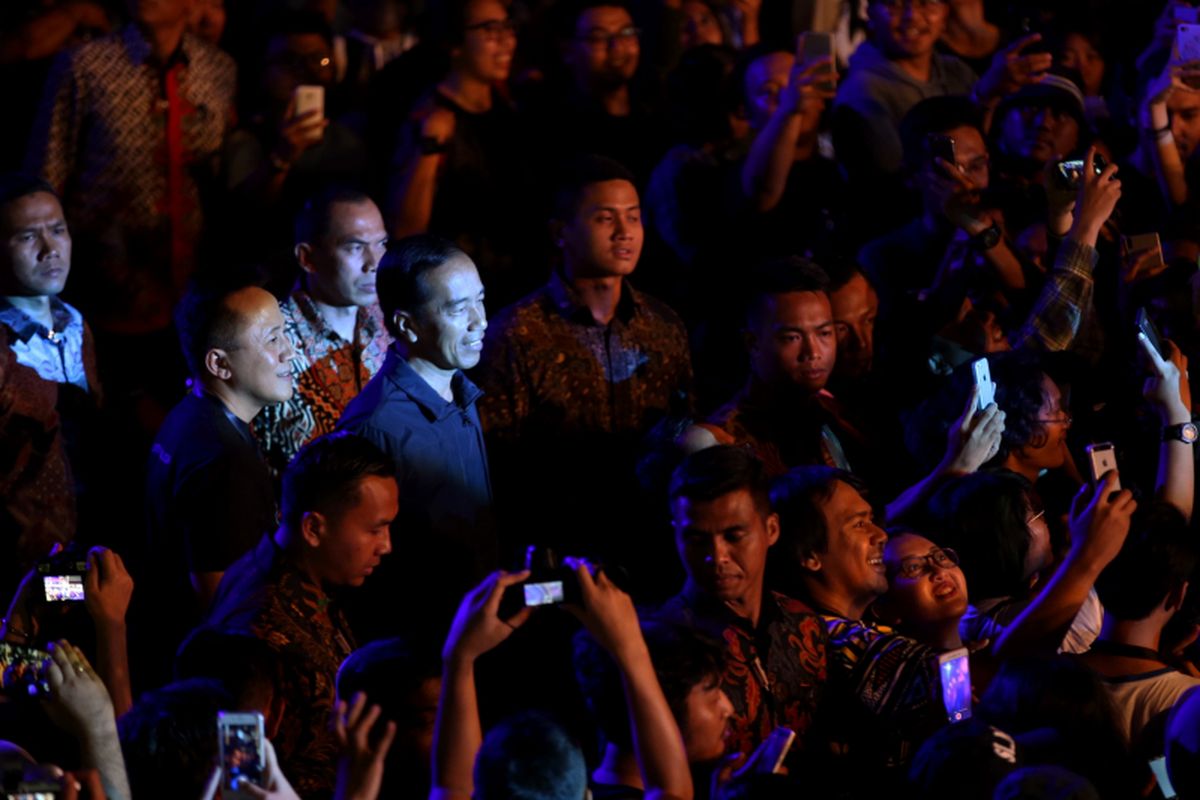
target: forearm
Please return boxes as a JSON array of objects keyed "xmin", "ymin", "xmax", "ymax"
[
  {"xmin": 885, "ymin": 461, "xmax": 964, "ymax": 524},
  {"xmin": 994, "ymin": 555, "xmax": 1101, "ymax": 658},
  {"xmin": 430, "ymin": 655, "xmax": 481, "ymax": 800},
  {"xmin": 1157, "ymin": 403, "xmax": 1195, "ymax": 522},
  {"xmin": 1011, "ymin": 237, "xmax": 1097, "ymax": 351},
  {"xmin": 614, "ymin": 642, "xmax": 693, "ymax": 800},
  {"xmin": 390, "ymin": 155, "xmax": 439, "ymax": 238},
  {"xmin": 93, "ymin": 620, "xmax": 132, "ymax": 716},
  {"xmin": 1144, "ymin": 103, "xmax": 1187, "ymax": 205},
  {"xmin": 741, "ymin": 113, "xmax": 803, "ymax": 212},
  {"xmin": 80, "ymin": 718, "xmax": 133, "ymax": 800}
]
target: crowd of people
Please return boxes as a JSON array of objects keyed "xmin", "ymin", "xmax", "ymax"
[{"xmin": 4, "ymin": 0, "xmax": 1200, "ymax": 797}]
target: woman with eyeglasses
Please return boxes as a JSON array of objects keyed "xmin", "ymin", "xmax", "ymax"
[{"xmin": 872, "ymin": 529, "xmax": 969, "ymax": 651}]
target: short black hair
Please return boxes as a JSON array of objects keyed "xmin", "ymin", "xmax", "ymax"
[
  {"xmin": 573, "ymin": 621, "xmax": 725, "ymax": 751},
  {"xmin": 899, "ymin": 95, "xmax": 985, "ymax": 175},
  {"xmin": 294, "ymin": 186, "xmax": 375, "ymax": 246},
  {"xmin": 819, "ymin": 257, "xmax": 871, "ymax": 295},
  {"xmin": 926, "ymin": 471, "xmax": 1035, "ymax": 603},
  {"xmin": 474, "ymin": 711, "xmax": 587, "ymax": 800},
  {"xmin": 668, "ymin": 445, "xmax": 771, "ymax": 515},
  {"xmin": 336, "ymin": 636, "xmax": 442, "ymax": 714},
  {"xmin": 0, "ymin": 173, "xmax": 58, "ymax": 214},
  {"xmin": 771, "ymin": 466, "xmax": 865, "ymax": 567},
  {"xmin": 376, "ymin": 234, "xmax": 468, "ymax": 338},
  {"xmin": 281, "ymin": 432, "xmax": 395, "ymax": 535},
  {"xmin": 174, "ymin": 279, "xmax": 257, "ymax": 379},
  {"xmin": 118, "ymin": 679, "xmax": 235, "ymax": 800},
  {"xmin": 1096, "ymin": 502, "xmax": 1198, "ymax": 621},
  {"xmin": 552, "ymin": 0, "xmax": 633, "ymax": 39},
  {"xmin": 744, "ymin": 256, "xmax": 830, "ymax": 329},
  {"xmin": 175, "ymin": 628, "xmax": 286, "ymax": 710},
  {"xmin": 550, "ymin": 155, "xmax": 637, "ymax": 223}
]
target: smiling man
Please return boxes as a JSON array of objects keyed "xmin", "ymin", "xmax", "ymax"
[
  {"xmin": 337, "ymin": 233, "xmax": 495, "ymax": 640},
  {"xmin": 254, "ymin": 189, "xmax": 391, "ymax": 477},
  {"xmin": 204, "ymin": 432, "xmax": 398, "ymax": 797}
]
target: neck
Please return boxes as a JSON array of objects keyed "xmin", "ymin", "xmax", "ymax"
[
  {"xmin": 592, "ymin": 745, "xmax": 642, "ymax": 791},
  {"xmin": 407, "ymin": 354, "xmax": 457, "ymax": 402},
  {"xmin": 592, "ymin": 82, "xmax": 631, "ymax": 117},
  {"xmin": 805, "ymin": 580, "xmax": 869, "ymax": 620},
  {"xmin": 141, "ymin": 20, "xmax": 186, "ymax": 62},
  {"xmin": 3, "ymin": 294, "xmax": 54, "ymax": 328},
  {"xmin": 565, "ymin": 271, "xmax": 624, "ymax": 325},
  {"xmin": 308, "ymin": 290, "xmax": 359, "ymax": 341},
  {"xmin": 274, "ymin": 528, "xmax": 328, "ymax": 589},
  {"xmin": 442, "ymin": 72, "xmax": 493, "ymax": 113},
  {"xmin": 1098, "ymin": 615, "xmax": 1164, "ymax": 653},
  {"xmin": 892, "ymin": 51, "xmax": 934, "ymax": 83},
  {"xmin": 203, "ymin": 381, "xmax": 264, "ymax": 425},
  {"xmin": 1000, "ymin": 454, "xmax": 1041, "ymax": 484}
]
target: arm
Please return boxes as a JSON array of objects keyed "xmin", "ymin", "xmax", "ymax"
[
  {"xmin": 190, "ymin": 570, "xmax": 224, "ymax": 610},
  {"xmin": 1011, "ymin": 148, "xmax": 1119, "ymax": 352},
  {"xmin": 333, "ymin": 693, "xmax": 397, "ymax": 800},
  {"xmin": 83, "ymin": 547, "xmax": 134, "ymax": 716},
  {"xmin": 388, "ymin": 105, "xmax": 455, "ymax": 238},
  {"xmin": 567, "ymin": 561, "xmax": 692, "ymax": 800},
  {"xmin": 994, "ymin": 473, "xmax": 1135, "ymax": 658},
  {"xmin": 741, "ymin": 57, "xmax": 835, "ymax": 213},
  {"xmin": 0, "ymin": 2, "xmax": 110, "ymax": 64},
  {"xmin": 430, "ymin": 570, "xmax": 532, "ymax": 800},
  {"xmin": 885, "ymin": 386, "xmax": 1005, "ymax": 523},
  {"xmin": 972, "ymin": 34, "xmax": 1053, "ymax": 130},
  {"xmin": 928, "ymin": 157, "xmax": 1026, "ymax": 291},
  {"xmin": 226, "ymin": 103, "xmax": 327, "ymax": 206},
  {"xmin": 1142, "ymin": 336, "xmax": 1194, "ymax": 522},
  {"xmin": 43, "ymin": 641, "xmax": 133, "ymax": 800}
]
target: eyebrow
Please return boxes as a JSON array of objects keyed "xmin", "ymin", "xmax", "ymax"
[{"xmin": 590, "ymin": 204, "xmax": 640, "ymax": 213}]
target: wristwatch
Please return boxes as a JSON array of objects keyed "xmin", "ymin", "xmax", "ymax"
[
  {"xmin": 1162, "ymin": 422, "xmax": 1199, "ymax": 444},
  {"xmin": 969, "ymin": 223, "xmax": 1002, "ymax": 251}
]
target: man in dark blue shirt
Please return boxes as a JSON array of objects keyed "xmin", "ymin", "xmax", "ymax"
[{"xmin": 338, "ymin": 233, "xmax": 494, "ymax": 640}]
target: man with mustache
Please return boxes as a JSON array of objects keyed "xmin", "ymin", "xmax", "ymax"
[
  {"xmin": 338, "ymin": 233, "xmax": 495, "ymax": 640},
  {"xmin": 254, "ymin": 189, "xmax": 391, "ymax": 478}
]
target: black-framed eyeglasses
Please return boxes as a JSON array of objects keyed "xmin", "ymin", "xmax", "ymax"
[
  {"xmin": 1036, "ymin": 414, "xmax": 1073, "ymax": 427},
  {"xmin": 894, "ymin": 547, "xmax": 960, "ymax": 579},
  {"xmin": 465, "ymin": 18, "xmax": 517, "ymax": 41},
  {"xmin": 578, "ymin": 25, "xmax": 640, "ymax": 48}
]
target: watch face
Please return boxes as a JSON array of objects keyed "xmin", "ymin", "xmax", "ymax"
[{"xmin": 1184, "ymin": 423, "xmax": 1199, "ymax": 443}]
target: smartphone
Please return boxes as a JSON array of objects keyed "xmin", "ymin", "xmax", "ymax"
[
  {"xmin": 1, "ymin": 760, "xmax": 64, "ymax": 799},
  {"xmin": 1149, "ymin": 755, "xmax": 1178, "ymax": 799},
  {"xmin": 971, "ymin": 357, "xmax": 995, "ymax": 411},
  {"xmin": 927, "ymin": 134, "xmax": 957, "ymax": 178},
  {"xmin": 1123, "ymin": 232, "xmax": 1166, "ymax": 269},
  {"xmin": 755, "ymin": 727, "xmax": 796, "ymax": 774},
  {"xmin": 1136, "ymin": 307, "xmax": 1166, "ymax": 360},
  {"xmin": 797, "ymin": 32, "xmax": 835, "ymax": 93},
  {"xmin": 1055, "ymin": 152, "xmax": 1108, "ymax": 191},
  {"xmin": 1019, "ymin": 16, "xmax": 1051, "ymax": 56},
  {"xmin": 1086, "ymin": 442, "xmax": 1120, "ymax": 490},
  {"xmin": 217, "ymin": 711, "xmax": 265, "ymax": 799},
  {"xmin": 938, "ymin": 648, "xmax": 972, "ymax": 723},
  {"xmin": 292, "ymin": 84, "xmax": 325, "ymax": 142},
  {"xmin": 0, "ymin": 642, "xmax": 51, "ymax": 697}
]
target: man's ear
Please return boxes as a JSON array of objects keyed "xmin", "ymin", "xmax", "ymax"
[
  {"xmin": 294, "ymin": 243, "xmax": 318, "ymax": 275},
  {"xmin": 765, "ymin": 512, "xmax": 780, "ymax": 547},
  {"xmin": 300, "ymin": 510, "xmax": 326, "ymax": 548},
  {"xmin": 1167, "ymin": 581, "xmax": 1189, "ymax": 614},
  {"xmin": 204, "ymin": 348, "xmax": 232, "ymax": 381},
  {"xmin": 801, "ymin": 550, "xmax": 822, "ymax": 573},
  {"xmin": 393, "ymin": 310, "xmax": 419, "ymax": 344}
]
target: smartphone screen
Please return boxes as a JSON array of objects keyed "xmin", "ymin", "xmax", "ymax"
[
  {"xmin": 524, "ymin": 580, "xmax": 565, "ymax": 607},
  {"xmin": 938, "ymin": 648, "xmax": 972, "ymax": 723},
  {"xmin": 0, "ymin": 642, "xmax": 51, "ymax": 697},
  {"xmin": 798, "ymin": 33, "xmax": 835, "ymax": 92},
  {"xmin": 971, "ymin": 358, "xmax": 995, "ymax": 411},
  {"xmin": 1150, "ymin": 756, "xmax": 1178, "ymax": 799},
  {"xmin": 1136, "ymin": 307, "xmax": 1165, "ymax": 360},
  {"xmin": 42, "ymin": 573, "xmax": 85, "ymax": 603},
  {"xmin": 218, "ymin": 712, "xmax": 265, "ymax": 798}
]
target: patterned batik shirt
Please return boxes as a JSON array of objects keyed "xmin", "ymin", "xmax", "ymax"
[
  {"xmin": 27, "ymin": 25, "xmax": 236, "ymax": 332},
  {"xmin": 254, "ymin": 291, "xmax": 389, "ymax": 476},
  {"xmin": 206, "ymin": 534, "xmax": 357, "ymax": 798},
  {"xmin": 653, "ymin": 585, "xmax": 827, "ymax": 762},
  {"xmin": 0, "ymin": 298, "xmax": 92, "ymax": 392}
]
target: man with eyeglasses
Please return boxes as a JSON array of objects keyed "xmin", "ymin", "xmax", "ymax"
[{"xmin": 771, "ymin": 466, "xmax": 954, "ymax": 789}]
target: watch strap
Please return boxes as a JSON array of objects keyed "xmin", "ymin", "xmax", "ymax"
[{"xmin": 1162, "ymin": 422, "xmax": 1199, "ymax": 443}]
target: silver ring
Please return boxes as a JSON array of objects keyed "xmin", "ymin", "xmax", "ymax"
[{"xmin": 74, "ymin": 666, "xmax": 85, "ymax": 675}]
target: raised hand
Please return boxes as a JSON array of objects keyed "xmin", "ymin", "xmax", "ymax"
[
  {"xmin": 333, "ymin": 692, "xmax": 397, "ymax": 800},
  {"xmin": 443, "ymin": 570, "xmax": 532, "ymax": 663},
  {"xmin": 977, "ymin": 33, "xmax": 1054, "ymax": 102}
]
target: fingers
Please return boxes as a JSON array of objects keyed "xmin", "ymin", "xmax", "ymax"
[
  {"xmin": 1138, "ymin": 331, "xmax": 1170, "ymax": 374},
  {"xmin": 376, "ymin": 720, "xmax": 398, "ymax": 758},
  {"xmin": 958, "ymin": 384, "xmax": 980, "ymax": 429},
  {"xmin": 483, "ymin": 569, "xmax": 531, "ymax": 612},
  {"xmin": 200, "ymin": 765, "xmax": 222, "ymax": 800},
  {"xmin": 1006, "ymin": 31, "xmax": 1042, "ymax": 54}
]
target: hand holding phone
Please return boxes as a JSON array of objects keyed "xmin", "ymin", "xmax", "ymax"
[
  {"xmin": 754, "ymin": 727, "xmax": 796, "ymax": 774},
  {"xmin": 218, "ymin": 711, "xmax": 266, "ymax": 799},
  {"xmin": 1085, "ymin": 442, "xmax": 1120, "ymax": 491},
  {"xmin": 797, "ymin": 33, "xmax": 836, "ymax": 94},
  {"xmin": 937, "ymin": 648, "xmax": 972, "ymax": 723},
  {"xmin": 971, "ymin": 357, "xmax": 995, "ymax": 411}
]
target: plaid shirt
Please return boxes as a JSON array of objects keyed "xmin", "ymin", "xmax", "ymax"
[
  {"xmin": 254, "ymin": 291, "xmax": 389, "ymax": 476},
  {"xmin": 1011, "ymin": 237, "xmax": 1099, "ymax": 353},
  {"xmin": 27, "ymin": 25, "xmax": 235, "ymax": 332}
]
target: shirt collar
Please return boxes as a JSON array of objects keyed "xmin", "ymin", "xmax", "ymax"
[
  {"xmin": 384, "ymin": 347, "xmax": 483, "ymax": 420},
  {"xmin": 546, "ymin": 270, "xmax": 639, "ymax": 326},
  {"xmin": 195, "ymin": 386, "xmax": 256, "ymax": 445},
  {"xmin": 0, "ymin": 297, "xmax": 75, "ymax": 343},
  {"xmin": 122, "ymin": 23, "xmax": 192, "ymax": 69},
  {"xmin": 290, "ymin": 288, "xmax": 379, "ymax": 342}
]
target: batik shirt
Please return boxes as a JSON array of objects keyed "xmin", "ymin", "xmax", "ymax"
[
  {"xmin": 206, "ymin": 533, "xmax": 357, "ymax": 798},
  {"xmin": 653, "ymin": 585, "xmax": 827, "ymax": 761},
  {"xmin": 27, "ymin": 25, "xmax": 236, "ymax": 332},
  {"xmin": 0, "ymin": 298, "xmax": 90, "ymax": 391},
  {"xmin": 254, "ymin": 291, "xmax": 389, "ymax": 476}
]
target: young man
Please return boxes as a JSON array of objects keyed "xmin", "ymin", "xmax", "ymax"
[
  {"xmin": 204, "ymin": 432, "xmax": 398, "ymax": 797},
  {"xmin": 338, "ymin": 233, "xmax": 494, "ymax": 639},
  {"xmin": 478, "ymin": 156, "xmax": 692, "ymax": 572},
  {"xmin": 254, "ymin": 189, "xmax": 391, "ymax": 476},
  {"xmin": 144, "ymin": 281, "xmax": 295, "ymax": 669},
  {"xmin": 653, "ymin": 446, "xmax": 827, "ymax": 766}
]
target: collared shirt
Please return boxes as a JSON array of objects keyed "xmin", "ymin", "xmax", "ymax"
[
  {"xmin": 27, "ymin": 24, "xmax": 236, "ymax": 331},
  {"xmin": 652, "ymin": 584, "xmax": 827, "ymax": 761},
  {"xmin": 337, "ymin": 349, "xmax": 495, "ymax": 637},
  {"xmin": 478, "ymin": 271, "xmax": 693, "ymax": 441},
  {"xmin": 0, "ymin": 298, "xmax": 90, "ymax": 391},
  {"xmin": 1010, "ymin": 237, "xmax": 1100, "ymax": 354},
  {"xmin": 254, "ymin": 290, "xmax": 389, "ymax": 476},
  {"xmin": 206, "ymin": 533, "xmax": 357, "ymax": 798}
]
